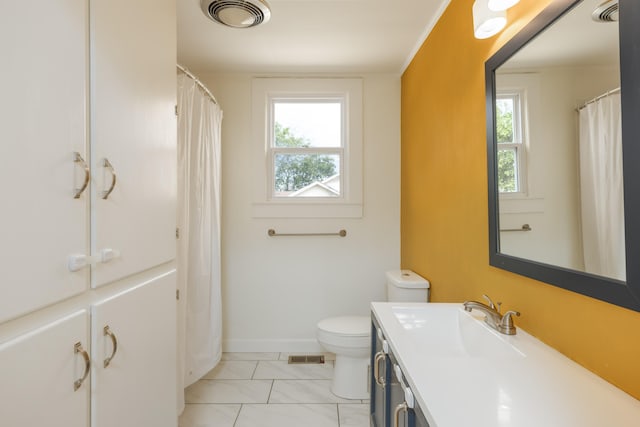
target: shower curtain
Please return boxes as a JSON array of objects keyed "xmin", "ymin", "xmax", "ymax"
[
  {"xmin": 578, "ymin": 92, "xmax": 625, "ymax": 280},
  {"xmin": 176, "ymin": 69, "xmax": 223, "ymax": 413}
]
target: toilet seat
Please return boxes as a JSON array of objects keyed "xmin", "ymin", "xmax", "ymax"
[
  {"xmin": 317, "ymin": 316, "xmax": 370, "ymax": 350},
  {"xmin": 317, "ymin": 316, "xmax": 370, "ymax": 337}
]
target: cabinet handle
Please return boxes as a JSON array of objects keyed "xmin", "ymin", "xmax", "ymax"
[
  {"xmin": 101, "ymin": 158, "xmax": 117, "ymax": 199},
  {"xmin": 374, "ymin": 351, "xmax": 387, "ymax": 387},
  {"xmin": 394, "ymin": 402, "xmax": 409, "ymax": 427},
  {"xmin": 73, "ymin": 152, "xmax": 90, "ymax": 199},
  {"xmin": 103, "ymin": 325, "xmax": 118, "ymax": 368},
  {"xmin": 74, "ymin": 342, "xmax": 90, "ymax": 391}
]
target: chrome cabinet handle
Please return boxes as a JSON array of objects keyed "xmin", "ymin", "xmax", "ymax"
[
  {"xmin": 101, "ymin": 158, "xmax": 117, "ymax": 199},
  {"xmin": 74, "ymin": 342, "xmax": 90, "ymax": 391},
  {"xmin": 103, "ymin": 325, "xmax": 118, "ymax": 368},
  {"xmin": 374, "ymin": 351, "xmax": 387, "ymax": 387},
  {"xmin": 73, "ymin": 152, "xmax": 90, "ymax": 199},
  {"xmin": 394, "ymin": 402, "xmax": 409, "ymax": 427}
]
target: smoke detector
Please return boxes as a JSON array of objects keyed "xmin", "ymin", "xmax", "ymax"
[
  {"xmin": 201, "ymin": 0, "xmax": 271, "ymax": 28},
  {"xmin": 592, "ymin": 0, "xmax": 618, "ymax": 22}
]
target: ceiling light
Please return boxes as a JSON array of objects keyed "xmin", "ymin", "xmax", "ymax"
[
  {"xmin": 200, "ymin": 0, "xmax": 271, "ymax": 28},
  {"xmin": 487, "ymin": 0, "xmax": 520, "ymax": 12},
  {"xmin": 473, "ymin": 0, "xmax": 507, "ymax": 39}
]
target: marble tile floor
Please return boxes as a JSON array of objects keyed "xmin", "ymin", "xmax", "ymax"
[{"xmin": 180, "ymin": 352, "xmax": 370, "ymax": 427}]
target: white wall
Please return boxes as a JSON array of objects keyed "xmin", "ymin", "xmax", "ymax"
[
  {"xmin": 199, "ymin": 73, "xmax": 401, "ymax": 352},
  {"xmin": 497, "ymin": 70, "xmax": 583, "ymax": 270},
  {"xmin": 497, "ymin": 65, "xmax": 619, "ymax": 271}
]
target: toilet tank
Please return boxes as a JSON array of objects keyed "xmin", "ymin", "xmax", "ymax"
[{"xmin": 386, "ymin": 270, "xmax": 430, "ymax": 302}]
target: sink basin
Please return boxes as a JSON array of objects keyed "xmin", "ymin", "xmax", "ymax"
[{"xmin": 391, "ymin": 305, "xmax": 525, "ymax": 359}]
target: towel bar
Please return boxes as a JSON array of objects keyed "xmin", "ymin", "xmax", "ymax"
[{"xmin": 267, "ymin": 229, "xmax": 347, "ymax": 237}]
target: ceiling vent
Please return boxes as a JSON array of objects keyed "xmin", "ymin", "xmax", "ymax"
[
  {"xmin": 592, "ymin": 0, "xmax": 618, "ymax": 22},
  {"xmin": 201, "ymin": 0, "xmax": 271, "ymax": 28}
]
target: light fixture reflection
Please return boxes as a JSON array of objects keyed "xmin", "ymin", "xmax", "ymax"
[
  {"xmin": 395, "ymin": 312, "xmax": 428, "ymax": 330},
  {"xmin": 473, "ymin": 0, "xmax": 507, "ymax": 39}
]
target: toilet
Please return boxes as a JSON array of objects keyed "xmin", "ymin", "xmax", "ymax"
[{"xmin": 316, "ymin": 270, "xmax": 430, "ymax": 399}]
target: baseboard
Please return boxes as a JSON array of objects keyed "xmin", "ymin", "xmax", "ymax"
[{"xmin": 222, "ymin": 338, "xmax": 325, "ymax": 353}]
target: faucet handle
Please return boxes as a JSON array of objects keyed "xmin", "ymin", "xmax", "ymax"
[
  {"xmin": 498, "ymin": 310, "xmax": 521, "ymax": 335},
  {"xmin": 482, "ymin": 294, "xmax": 496, "ymax": 310}
]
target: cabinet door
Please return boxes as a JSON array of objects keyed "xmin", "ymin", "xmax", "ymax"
[
  {"xmin": 0, "ymin": 310, "xmax": 90, "ymax": 427},
  {"xmin": 370, "ymin": 318, "xmax": 391, "ymax": 427},
  {"xmin": 389, "ymin": 353, "xmax": 406, "ymax": 427},
  {"xmin": 90, "ymin": 0, "xmax": 177, "ymax": 287},
  {"xmin": 390, "ymin": 352, "xmax": 425, "ymax": 427},
  {"xmin": 0, "ymin": 0, "xmax": 89, "ymax": 322},
  {"xmin": 91, "ymin": 271, "xmax": 176, "ymax": 427}
]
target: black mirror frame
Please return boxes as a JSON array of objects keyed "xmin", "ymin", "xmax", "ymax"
[{"xmin": 486, "ymin": 0, "xmax": 640, "ymax": 312}]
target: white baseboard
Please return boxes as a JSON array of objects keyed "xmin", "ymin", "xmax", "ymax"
[{"xmin": 223, "ymin": 338, "xmax": 325, "ymax": 353}]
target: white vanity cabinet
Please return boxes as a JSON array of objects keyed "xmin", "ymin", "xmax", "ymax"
[
  {"xmin": 0, "ymin": 0, "xmax": 90, "ymax": 323},
  {"xmin": 91, "ymin": 272, "xmax": 176, "ymax": 427},
  {"xmin": 90, "ymin": 0, "xmax": 177, "ymax": 288},
  {"xmin": 372, "ymin": 302, "xmax": 640, "ymax": 427},
  {"xmin": 0, "ymin": 310, "xmax": 90, "ymax": 427}
]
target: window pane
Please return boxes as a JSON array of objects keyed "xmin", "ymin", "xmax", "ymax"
[
  {"xmin": 498, "ymin": 148, "xmax": 518, "ymax": 192},
  {"xmin": 274, "ymin": 153, "xmax": 340, "ymax": 197},
  {"xmin": 274, "ymin": 101, "xmax": 342, "ymax": 148},
  {"xmin": 496, "ymin": 98, "xmax": 515, "ymax": 144}
]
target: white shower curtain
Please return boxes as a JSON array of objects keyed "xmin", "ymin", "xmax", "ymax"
[
  {"xmin": 176, "ymin": 69, "xmax": 223, "ymax": 413},
  {"xmin": 578, "ymin": 92, "xmax": 625, "ymax": 280}
]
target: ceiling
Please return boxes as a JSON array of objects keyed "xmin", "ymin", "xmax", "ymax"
[
  {"xmin": 501, "ymin": 0, "xmax": 619, "ymax": 69},
  {"xmin": 177, "ymin": 0, "xmax": 450, "ymax": 74}
]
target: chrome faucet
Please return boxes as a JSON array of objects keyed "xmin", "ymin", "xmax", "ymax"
[{"xmin": 463, "ymin": 294, "xmax": 520, "ymax": 335}]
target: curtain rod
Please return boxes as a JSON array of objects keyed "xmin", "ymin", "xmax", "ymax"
[
  {"xmin": 577, "ymin": 87, "xmax": 620, "ymax": 111},
  {"xmin": 176, "ymin": 64, "xmax": 218, "ymax": 105}
]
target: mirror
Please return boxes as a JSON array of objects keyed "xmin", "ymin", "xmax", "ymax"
[{"xmin": 486, "ymin": 0, "xmax": 640, "ymax": 311}]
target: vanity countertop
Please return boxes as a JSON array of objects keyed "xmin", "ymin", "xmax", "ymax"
[{"xmin": 371, "ymin": 302, "xmax": 640, "ymax": 427}]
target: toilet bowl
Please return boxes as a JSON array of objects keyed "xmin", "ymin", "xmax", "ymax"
[
  {"xmin": 316, "ymin": 270, "xmax": 430, "ymax": 399},
  {"xmin": 316, "ymin": 316, "xmax": 371, "ymax": 399}
]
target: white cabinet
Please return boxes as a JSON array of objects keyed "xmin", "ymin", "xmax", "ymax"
[
  {"xmin": 0, "ymin": 271, "xmax": 177, "ymax": 427},
  {"xmin": 0, "ymin": 310, "xmax": 90, "ymax": 427},
  {"xmin": 90, "ymin": 0, "xmax": 177, "ymax": 288},
  {"xmin": 0, "ymin": 0, "xmax": 177, "ymax": 322},
  {"xmin": 0, "ymin": 0, "xmax": 89, "ymax": 323},
  {"xmin": 91, "ymin": 272, "xmax": 176, "ymax": 427},
  {"xmin": 0, "ymin": 0, "xmax": 177, "ymax": 426}
]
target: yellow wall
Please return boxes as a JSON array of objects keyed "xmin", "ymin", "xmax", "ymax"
[{"xmin": 401, "ymin": 0, "xmax": 640, "ymax": 399}]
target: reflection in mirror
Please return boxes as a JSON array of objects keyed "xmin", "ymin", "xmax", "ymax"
[
  {"xmin": 495, "ymin": 0, "xmax": 625, "ymax": 280},
  {"xmin": 486, "ymin": 0, "xmax": 640, "ymax": 311}
]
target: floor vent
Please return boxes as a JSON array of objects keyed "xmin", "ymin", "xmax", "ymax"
[{"xmin": 287, "ymin": 355, "xmax": 325, "ymax": 364}]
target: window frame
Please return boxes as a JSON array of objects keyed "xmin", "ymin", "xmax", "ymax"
[
  {"xmin": 268, "ymin": 97, "xmax": 345, "ymax": 199},
  {"xmin": 251, "ymin": 78, "xmax": 363, "ymax": 218},
  {"xmin": 496, "ymin": 89, "xmax": 528, "ymax": 198}
]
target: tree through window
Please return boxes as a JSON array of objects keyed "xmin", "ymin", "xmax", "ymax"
[
  {"xmin": 496, "ymin": 92, "xmax": 526, "ymax": 194},
  {"xmin": 270, "ymin": 100, "xmax": 343, "ymax": 198}
]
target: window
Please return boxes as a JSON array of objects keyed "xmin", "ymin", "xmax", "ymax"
[
  {"xmin": 496, "ymin": 91, "xmax": 527, "ymax": 194},
  {"xmin": 271, "ymin": 100, "xmax": 343, "ymax": 198},
  {"xmin": 251, "ymin": 78, "xmax": 363, "ymax": 218}
]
